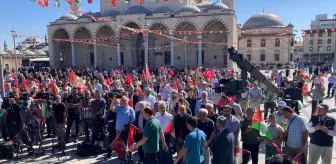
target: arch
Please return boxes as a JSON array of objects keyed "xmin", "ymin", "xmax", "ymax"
[
  {"xmin": 73, "ymin": 25, "xmax": 93, "ymax": 39},
  {"xmin": 202, "ymin": 17, "xmax": 228, "ymax": 32},
  {"xmin": 174, "ymin": 19, "xmax": 197, "ymax": 33},
  {"xmin": 148, "ymin": 21, "xmax": 170, "ymax": 68},
  {"xmin": 95, "ymin": 24, "xmax": 117, "ymax": 68},
  {"xmin": 149, "ymin": 21, "xmax": 169, "ymax": 31},
  {"xmin": 261, "ymin": 38, "xmax": 266, "ymax": 47},
  {"xmin": 51, "ymin": 27, "xmax": 71, "ymax": 39},
  {"xmin": 50, "ymin": 28, "xmax": 71, "ymax": 68},
  {"xmin": 95, "ymin": 24, "xmax": 115, "ymax": 38},
  {"xmin": 123, "ymin": 20, "xmax": 142, "ymax": 30}
]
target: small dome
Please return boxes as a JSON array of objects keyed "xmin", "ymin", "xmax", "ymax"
[
  {"xmin": 79, "ymin": 12, "xmax": 95, "ymax": 18},
  {"xmin": 209, "ymin": 3, "xmax": 229, "ymax": 10},
  {"xmin": 58, "ymin": 13, "xmax": 78, "ymax": 20},
  {"xmin": 153, "ymin": 6, "xmax": 174, "ymax": 14},
  {"xmin": 23, "ymin": 50, "xmax": 35, "ymax": 55},
  {"xmin": 196, "ymin": 1, "xmax": 213, "ymax": 8},
  {"xmin": 178, "ymin": 5, "xmax": 201, "ymax": 13},
  {"xmin": 242, "ymin": 12, "xmax": 285, "ymax": 30},
  {"xmin": 36, "ymin": 50, "xmax": 47, "ymax": 55},
  {"xmin": 124, "ymin": 5, "xmax": 152, "ymax": 15},
  {"xmin": 103, "ymin": 10, "xmax": 121, "ymax": 17},
  {"xmin": 287, "ymin": 23, "xmax": 294, "ymax": 27}
]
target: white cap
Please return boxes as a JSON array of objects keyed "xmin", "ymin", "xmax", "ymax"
[{"xmin": 278, "ymin": 101, "xmax": 286, "ymax": 107}]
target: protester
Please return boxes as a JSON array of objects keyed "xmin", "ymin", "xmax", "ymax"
[
  {"xmin": 307, "ymin": 103, "xmax": 336, "ymax": 164},
  {"xmin": 174, "ymin": 116, "xmax": 206, "ymax": 164}
]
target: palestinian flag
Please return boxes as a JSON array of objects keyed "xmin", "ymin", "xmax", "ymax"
[
  {"xmin": 252, "ymin": 108, "xmax": 272, "ymax": 140},
  {"xmin": 297, "ymin": 100, "xmax": 303, "ymax": 111},
  {"xmin": 235, "ymin": 146, "xmax": 251, "ymax": 164}
]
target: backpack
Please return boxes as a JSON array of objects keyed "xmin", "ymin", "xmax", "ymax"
[
  {"xmin": 76, "ymin": 143, "xmax": 103, "ymax": 157},
  {"xmin": 0, "ymin": 143, "xmax": 14, "ymax": 159}
]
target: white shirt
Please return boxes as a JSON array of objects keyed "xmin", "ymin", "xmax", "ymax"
[
  {"xmin": 313, "ymin": 76, "xmax": 325, "ymax": 84},
  {"xmin": 155, "ymin": 112, "xmax": 173, "ymax": 131},
  {"xmin": 160, "ymin": 84, "xmax": 171, "ymax": 100},
  {"xmin": 144, "ymin": 95, "xmax": 156, "ymax": 108}
]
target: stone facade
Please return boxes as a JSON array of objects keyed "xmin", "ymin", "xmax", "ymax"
[{"xmin": 48, "ymin": 0, "xmax": 238, "ymax": 69}]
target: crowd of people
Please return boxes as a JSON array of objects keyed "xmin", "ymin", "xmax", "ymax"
[{"xmin": 0, "ymin": 66, "xmax": 335, "ymax": 164}]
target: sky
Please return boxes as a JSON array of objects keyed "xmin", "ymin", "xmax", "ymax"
[{"xmin": 1, "ymin": 0, "xmax": 336, "ymax": 49}]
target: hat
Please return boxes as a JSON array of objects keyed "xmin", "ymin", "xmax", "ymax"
[
  {"xmin": 202, "ymin": 81, "xmax": 207, "ymax": 85},
  {"xmin": 317, "ymin": 103, "xmax": 329, "ymax": 110},
  {"xmin": 278, "ymin": 101, "xmax": 286, "ymax": 107},
  {"xmin": 171, "ymin": 89, "xmax": 178, "ymax": 94},
  {"xmin": 145, "ymin": 87, "xmax": 151, "ymax": 92}
]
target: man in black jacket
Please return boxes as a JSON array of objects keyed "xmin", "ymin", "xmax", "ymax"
[
  {"xmin": 173, "ymin": 105, "xmax": 190, "ymax": 163},
  {"xmin": 212, "ymin": 116, "xmax": 235, "ymax": 164}
]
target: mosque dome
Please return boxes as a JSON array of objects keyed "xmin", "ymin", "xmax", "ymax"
[
  {"xmin": 177, "ymin": 5, "xmax": 201, "ymax": 13},
  {"xmin": 196, "ymin": 1, "xmax": 213, "ymax": 8},
  {"xmin": 242, "ymin": 12, "xmax": 285, "ymax": 30},
  {"xmin": 58, "ymin": 13, "xmax": 78, "ymax": 21},
  {"xmin": 208, "ymin": 3, "xmax": 229, "ymax": 10},
  {"xmin": 153, "ymin": 6, "xmax": 174, "ymax": 14},
  {"xmin": 124, "ymin": 5, "xmax": 152, "ymax": 15},
  {"xmin": 23, "ymin": 50, "xmax": 35, "ymax": 55},
  {"xmin": 36, "ymin": 50, "xmax": 47, "ymax": 55}
]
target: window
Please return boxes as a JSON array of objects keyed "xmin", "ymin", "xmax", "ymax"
[
  {"xmin": 201, "ymin": 50, "xmax": 204, "ymax": 64},
  {"xmin": 290, "ymin": 39, "xmax": 294, "ymax": 46},
  {"xmin": 261, "ymin": 39, "xmax": 266, "ymax": 47},
  {"xmin": 247, "ymin": 39, "xmax": 252, "ymax": 47},
  {"xmin": 290, "ymin": 53, "xmax": 293, "ymax": 61},
  {"xmin": 120, "ymin": 52, "xmax": 124, "ymax": 65},
  {"xmin": 88, "ymin": 45, "xmax": 94, "ymax": 50},
  {"xmin": 328, "ymin": 32, "xmax": 332, "ymax": 37},
  {"xmin": 214, "ymin": 55, "xmax": 217, "ymax": 59},
  {"xmin": 294, "ymin": 49, "xmax": 297, "ymax": 52},
  {"xmin": 177, "ymin": 56, "xmax": 180, "ymax": 60},
  {"xmin": 164, "ymin": 51, "xmax": 170, "ymax": 65},
  {"xmin": 328, "ymin": 39, "xmax": 331, "ymax": 44},
  {"xmin": 275, "ymin": 38, "xmax": 280, "ymax": 47},
  {"xmin": 318, "ymin": 46, "xmax": 322, "ymax": 52},
  {"xmin": 274, "ymin": 53, "xmax": 280, "ymax": 61},
  {"xmin": 247, "ymin": 54, "xmax": 251, "ymax": 61},
  {"xmin": 90, "ymin": 52, "xmax": 94, "ymax": 67},
  {"xmin": 260, "ymin": 54, "xmax": 265, "ymax": 61},
  {"xmin": 309, "ymin": 40, "xmax": 313, "ymax": 45},
  {"xmin": 310, "ymin": 33, "xmax": 313, "ymax": 37},
  {"xmin": 318, "ymin": 39, "xmax": 322, "ymax": 44},
  {"xmin": 109, "ymin": 57, "xmax": 112, "ymax": 61},
  {"xmin": 318, "ymin": 33, "xmax": 322, "ymax": 37},
  {"xmin": 309, "ymin": 47, "xmax": 313, "ymax": 51},
  {"xmin": 327, "ymin": 46, "xmax": 331, "ymax": 51},
  {"xmin": 4, "ymin": 64, "xmax": 9, "ymax": 70}
]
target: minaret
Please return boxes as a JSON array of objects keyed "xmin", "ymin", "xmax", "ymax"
[
  {"xmin": 70, "ymin": 0, "xmax": 81, "ymax": 16},
  {"xmin": 223, "ymin": 0, "xmax": 235, "ymax": 10},
  {"xmin": 4, "ymin": 40, "xmax": 7, "ymax": 52}
]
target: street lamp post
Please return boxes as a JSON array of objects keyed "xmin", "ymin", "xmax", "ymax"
[
  {"xmin": 10, "ymin": 30, "xmax": 17, "ymax": 70},
  {"xmin": 0, "ymin": 55, "xmax": 4, "ymax": 98}
]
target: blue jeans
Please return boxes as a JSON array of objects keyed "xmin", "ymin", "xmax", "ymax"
[{"xmin": 158, "ymin": 142, "xmax": 173, "ymax": 164}]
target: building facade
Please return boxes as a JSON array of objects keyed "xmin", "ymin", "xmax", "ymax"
[
  {"xmin": 293, "ymin": 42, "xmax": 303, "ymax": 60},
  {"xmin": 238, "ymin": 12, "xmax": 295, "ymax": 69},
  {"xmin": 303, "ymin": 14, "xmax": 336, "ymax": 61},
  {"xmin": 48, "ymin": 0, "xmax": 239, "ymax": 69}
]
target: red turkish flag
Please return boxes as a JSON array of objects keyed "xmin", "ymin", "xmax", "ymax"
[
  {"xmin": 110, "ymin": 0, "xmax": 116, "ymax": 7},
  {"xmin": 164, "ymin": 122, "xmax": 173, "ymax": 134},
  {"xmin": 126, "ymin": 124, "xmax": 138, "ymax": 151},
  {"xmin": 111, "ymin": 134, "xmax": 126, "ymax": 158},
  {"xmin": 65, "ymin": 0, "xmax": 72, "ymax": 5},
  {"xmin": 88, "ymin": 0, "xmax": 93, "ymax": 4},
  {"xmin": 252, "ymin": 108, "xmax": 263, "ymax": 123},
  {"xmin": 203, "ymin": 69, "xmax": 214, "ymax": 80},
  {"xmin": 136, "ymin": 0, "xmax": 141, "ymax": 4}
]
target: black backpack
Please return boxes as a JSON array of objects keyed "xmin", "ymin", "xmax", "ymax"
[
  {"xmin": 0, "ymin": 144, "xmax": 14, "ymax": 159},
  {"xmin": 76, "ymin": 143, "xmax": 103, "ymax": 157}
]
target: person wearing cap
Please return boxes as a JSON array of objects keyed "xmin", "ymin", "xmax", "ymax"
[
  {"xmin": 195, "ymin": 91, "xmax": 213, "ymax": 116},
  {"xmin": 309, "ymin": 82, "xmax": 325, "ymax": 115},
  {"xmin": 167, "ymin": 89, "xmax": 179, "ymax": 115},
  {"xmin": 307, "ymin": 103, "xmax": 336, "ymax": 164},
  {"xmin": 212, "ymin": 116, "xmax": 235, "ymax": 164},
  {"xmin": 143, "ymin": 87, "xmax": 156, "ymax": 109},
  {"xmin": 282, "ymin": 106, "xmax": 308, "ymax": 164},
  {"xmin": 274, "ymin": 101, "xmax": 287, "ymax": 129}
]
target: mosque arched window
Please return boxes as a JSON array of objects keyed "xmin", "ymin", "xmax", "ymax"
[
  {"xmin": 247, "ymin": 39, "xmax": 252, "ymax": 47},
  {"xmin": 261, "ymin": 39, "xmax": 266, "ymax": 47},
  {"xmin": 275, "ymin": 38, "xmax": 280, "ymax": 47}
]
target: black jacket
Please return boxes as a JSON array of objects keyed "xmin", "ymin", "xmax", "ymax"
[{"xmin": 212, "ymin": 129, "xmax": 235, "ymax": 164}]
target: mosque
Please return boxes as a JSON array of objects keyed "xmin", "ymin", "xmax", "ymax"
[{"xmin": 47, "ymin": 0, "xmax": 294, "ymax": 69}]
